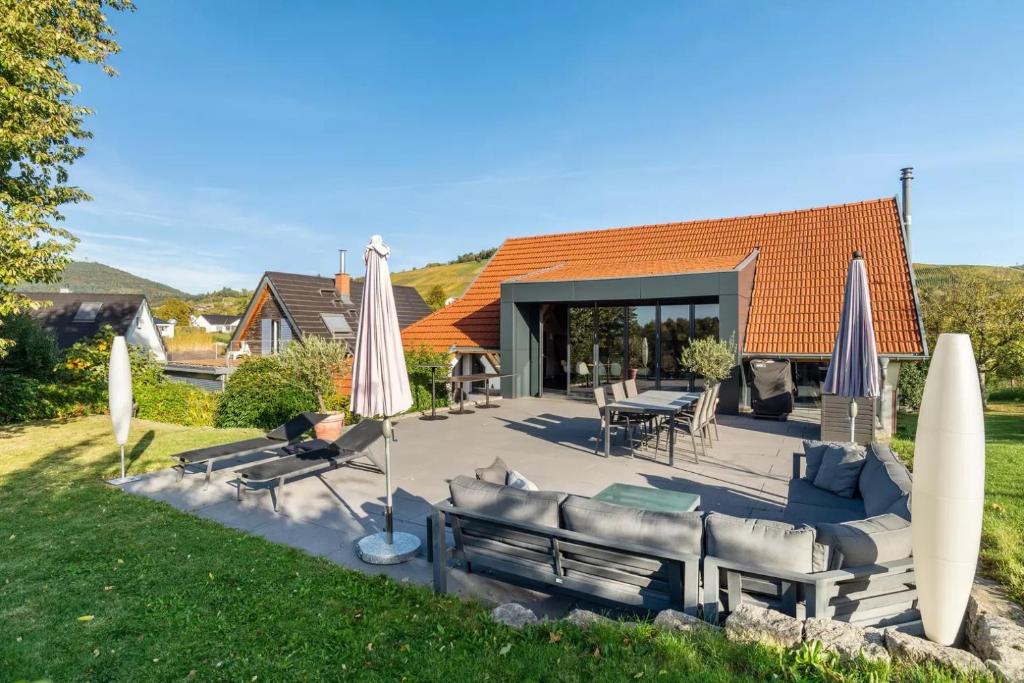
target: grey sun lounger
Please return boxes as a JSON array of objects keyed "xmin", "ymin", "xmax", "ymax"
[
  {"xmin": 235, "ymin": 418, "xmax": 385, "ymax": 513},
  {"xmin": 172, "ymin": 412, "xmax": 329, "ymax": 483}
]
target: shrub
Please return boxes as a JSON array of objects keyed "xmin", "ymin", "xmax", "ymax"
[
  {"xmin": 0, "ymin": 374, "xmax": 107, "ymax": 423},
  {"xmin": 0, "ymin": 313, "xmax": 59, "ymax": 378},
  {"xmin": 281, "ymin": 336, "xmax": 349, "ymax": 411},
  {"xmin": 135, "ymin": 380, "xmax": 219, "ymax": 427},
  {"xmin": 897, "ymin": 360, "xmax": 928, "ymax": 411},
  {"xmin": 679, "ymin": 334, "xmax": 738, "ymax": 386},
  {"xmin": 405, "ymin": 346, "xmax": 451, "ymax": 412},
  {"xmin": 215, "ymin": 356, "xmax": 317, "ymax": 429}
]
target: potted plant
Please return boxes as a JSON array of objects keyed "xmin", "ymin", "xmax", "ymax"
[
  {"xmin": 679, "ymin": 334, "xmax": 738, "ymax": 389},
  {"xmin": 282, "ymin": 336, "xmax": 350, "ymax": 441}
]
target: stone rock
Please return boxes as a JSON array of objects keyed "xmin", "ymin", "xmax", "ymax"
[
  {"xmin": 884, "ymin": 629, "xmax": 990, "ymax": 677},
  {"xmin": 724, "ymin": 604, "xmax": 803, "ymax": 649},
  {"xmin": 565, "ymin": 609, "xmax": 612, "ymax": 630},
  {"xmin": 804, "ymin": 618, "xmax": 889, "ymax": 663},
  {"xmin": 490, "ymin": 603, "xmax": 539, "ymax": 630},
  {"xmin": 654, "ymin": 609, "xmax": 716, "ymax": 632},
  {"xmin": 967, "ymin": 597, "xmax": 1024, "ymax": 682}
]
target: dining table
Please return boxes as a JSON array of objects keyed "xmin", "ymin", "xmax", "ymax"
[
  {"xmin": 448, "ymin": 373, "xmax": 513, "ymax": 414},
  {"xmin": 602, "ymin": 389, "xmax": 700, "ymax": 466}
]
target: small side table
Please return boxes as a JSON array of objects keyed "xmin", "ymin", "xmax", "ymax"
[
  {"xmin": 418, "ymin": 364, "xmax": 448, "ymax": 421},
  {"xmin": 592, "ymin": 483, "xmax": 700, "ymax": 513}
]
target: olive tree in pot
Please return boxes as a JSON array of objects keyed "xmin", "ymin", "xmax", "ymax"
[
  {"xmin": 282, "ymin": 336, "xmax": 350, "ymax": 441},
  {"xmin": 679, "ymin": 334, "xmax": 738, "ymax": 390}
]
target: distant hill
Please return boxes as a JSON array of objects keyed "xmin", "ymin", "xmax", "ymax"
[
  {"xmin": 16, "ymin": 261, "xmax": 189, "ymax": 303},
  {"xmin": 389, "ymin": 259, "xmax": 488, "ymax": 300},
  {"xmin": 913, "ymin": 263, "xmax": 1024, "ymax": 289}
]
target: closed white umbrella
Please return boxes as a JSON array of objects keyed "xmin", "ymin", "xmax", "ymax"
[
  {"xmin": 822, "ymin": 251, "xmax": 880, "ymax": 443},
  {"xmin": 108, "ymin": 336, "xmax": 133, "ymax": 479},
  {"xmin": 351, "ymin": 235, "xmax": 419, "ymax": 564}
]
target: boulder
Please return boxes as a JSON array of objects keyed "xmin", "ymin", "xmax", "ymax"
[
  {"xmin": 654, "ymin": 609, "xmax": 716, "ymax": 632},
  {"xmin": 490, "ymin": 603, "xmax": 539, "ymax": 630},
  {"xmin": 967, "ymin": 597, "xmax": 1024, "ymax": 682},
  {"xmin": 884, "ymin": 629, "xmax": 989, "ymax": 677},
  {"xmin": 804, "ymin": 618, "xmax": 889, "ymax": 663},
  {"xmin": 565, "ymin": 609, "xmax": 612, "ymax": 630},
  {"xmin": 725, "ymin": 604, "xmax": 803, "ymax": 649}
]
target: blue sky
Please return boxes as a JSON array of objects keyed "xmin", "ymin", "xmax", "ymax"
[{"xmin": 66, "ymin": 2, "xmax": 1023, "ymax": 293}]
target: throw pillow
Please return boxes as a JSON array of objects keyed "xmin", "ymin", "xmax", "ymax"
[
  {"xmin": 475, "ymin": 457, "xmax": 509, "ymax": 485},
  {"xmin": 802, "ymin": 440, "xmax": 849, "ymax": 482},
  {"xmin": 813, "ymin": 445, "xmax": 867, "ymax": 498},
  {"xmin": 506, "ymin": 469, "xmax": 539, "ymax": 491}
]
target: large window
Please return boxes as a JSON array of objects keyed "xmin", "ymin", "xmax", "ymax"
[{"xmin": 629, "ymin": 306, "xmax": 657, "ymax": 391}]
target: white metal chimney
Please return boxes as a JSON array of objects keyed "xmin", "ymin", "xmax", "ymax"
[{"xmin": 900, "ymin": 167, "xmax": 913, "ymax": 258}]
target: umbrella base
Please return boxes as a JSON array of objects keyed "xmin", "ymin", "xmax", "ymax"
[
  {"xmin": 106, "ymin": 475, "xmax": 144, "ymax": 486},
  {"xmin": 356, "ymin": 531, "xmax": 421, "ymax": 565}
]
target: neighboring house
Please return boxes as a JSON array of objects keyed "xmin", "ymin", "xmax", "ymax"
[
  {"xmin": 191, "ymin": 313, "xmax": 241, "ymax": 334},
  {"xmin": 25, "ymin": 293, "xmax": 167, "ymax": 362},
  {"xmin": 154, "ymin": 317, "xmax": 176, "ymax": 338},
  {"xmin": 229, "ymin": 265, "xmax": 431, "ymax": 356},
  {"xmin": 402, "ymin": 171, "xmax": 927, "ymax": 437}
]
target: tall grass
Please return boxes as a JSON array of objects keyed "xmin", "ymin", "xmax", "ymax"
[{"xmin": 164, "ymin": 326, "xmax": 216, "ymax": 357}]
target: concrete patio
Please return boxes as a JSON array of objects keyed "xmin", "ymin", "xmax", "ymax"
[{"xmin": 118, "ymin": 396, "xmax": 818, "ymax": 616}]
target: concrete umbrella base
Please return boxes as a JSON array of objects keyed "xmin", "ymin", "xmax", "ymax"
[{"xmin": 356, "ymin": 531, "xmax": 421, "ymax": 565}]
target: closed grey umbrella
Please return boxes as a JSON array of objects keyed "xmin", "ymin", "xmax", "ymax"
[{"xmin": 822, "ymin": 251, "xmax": 880, "ymax": 443}]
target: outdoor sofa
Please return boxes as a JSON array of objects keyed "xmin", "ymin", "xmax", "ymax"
[{"xmin": 431, "ymin": 442, "xmax": 920, "ymax": 630}]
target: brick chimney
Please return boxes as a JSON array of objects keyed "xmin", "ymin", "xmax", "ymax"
[{"xmin": 335, "ymin": 249, "xmax": 351, "ymax": 303}]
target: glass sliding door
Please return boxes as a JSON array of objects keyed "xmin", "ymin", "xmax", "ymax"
[
  {"xmin": 567, "ymin": 305, "xmax": 594, "ymax": 397},
  {"xmin": 540, "ymin": 304, "xmax": 569, "ymax": 394},
  {"xmin": 659, "ymin": 304, "xmax": 691, "ymax": 390},
  {"xmin": 596, "ymin": 306, "xmax": 626, "ymax": 386},
  {"xmin": 628, "ymin": 305, "xmax": 657, "ymax": 391}
]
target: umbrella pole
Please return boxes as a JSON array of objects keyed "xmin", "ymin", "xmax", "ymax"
[
  {"xmin": 849, "ymin": 398, "xmax": 858, "ymax": 444},
  {"xmin": 383, "ymin": 416, "xmax": 394, "ymax": 545},
  {"xmin": 120, "ymin": 444, "xmax": 126, "ymax": 479}
]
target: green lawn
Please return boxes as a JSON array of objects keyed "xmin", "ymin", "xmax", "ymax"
[
  {"xmin": 892, "ymin": 389, "xmax": 1024, "ymax": 606},
  {"xmin": 0, "ymin": 417, "xmax": 978, "ymax": 681}
]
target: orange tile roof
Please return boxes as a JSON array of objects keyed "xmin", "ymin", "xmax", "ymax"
[{"xmin": 401, "ymin": 198, "xmax": 924, "ymax": 357}]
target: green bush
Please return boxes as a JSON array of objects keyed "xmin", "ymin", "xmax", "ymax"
[
  {"xmin": 0, "ymin": 374, "xmax": 107, "ymax": 423},
  {"xmin": 135, "ymin": 380, "xmax": 219, "ymax": 427},
  {"xmin": 897, "ymin": 360, "xmax": 928, "ymax": 411},
  {"xmin": 679, "ymin": 334, "xmax": 738, "ymax": 386},
  {"xmin": 405, "ymin": 346, "xmax": 451, "ymax": 412},
  {"xmin": 215, "ymin": 356, "xmax": 317, "ymax": 430},
  {"xmin": 0, "ymin": 314, "xmax": 59, "ymax": 378}
]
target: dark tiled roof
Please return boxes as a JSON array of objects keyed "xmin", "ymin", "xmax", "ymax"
[
  {"xmin": 198, "ymin": 313, "xmax": 240, "ymax": 325},
  {"xmin": 264, "ymin": 272, "xmax": 430, "ymax": 340},
  {"xmin": 23, "ymin": 293, "xmax": 145, "ymax": 349}
]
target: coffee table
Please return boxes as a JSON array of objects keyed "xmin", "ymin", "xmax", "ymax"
[{"xmin": 592, "ymin": 483, "xmax": 700, "ymax": 513}]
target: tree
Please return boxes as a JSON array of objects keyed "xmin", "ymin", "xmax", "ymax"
[
  {"xmin": 281, "ymin": 336, "xmax": 349, "ymax": 411},
  {"xmin": 0, "ymin": 0, "xmax": 133, "ymax": 357},
  {"xmin": 679, "ymin": 334, "xmax": 738, "ymax": 387},
  {"xmin": 157, "ymin": 298, "xmax": 194, "ymax": 325},
  {"xmin": 425, "ymin": 284, "xmax": 447, "ymax": 311},
  {"xmin": 920, "ymin": 271, "xmax": 1024, "ymax": 402}
]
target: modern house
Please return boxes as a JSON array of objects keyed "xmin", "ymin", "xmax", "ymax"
[
  {"xmin": 402, "ymin": 171, "xmax": 927, "ymax": 437},
  {"xmin": 191, "ymin": 313, "xmax": 241, "ymax": 334},
  {"xmin": 154, "ymin": 317, "xmax": 177, "ymax": 338},
  {"xmin": 230, "ymin": 256, "xmax": 432, "ymax": 356},
  {"xmin": 25, "ymin": 292, "xmax": 168, "ymax": 362}
]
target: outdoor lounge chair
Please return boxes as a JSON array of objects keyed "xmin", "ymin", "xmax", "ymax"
[
  {"xmin": 235, "ymin": 418, "xmax": 385, "ymax": 513},
  {"xmin": 171, "ymin": 412, "xmax": 329, "ymax": 483}
]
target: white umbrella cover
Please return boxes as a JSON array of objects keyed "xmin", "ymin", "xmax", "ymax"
[{"xmin": 108, "ymin": 336, "xmax": 133, "ymax": 478}]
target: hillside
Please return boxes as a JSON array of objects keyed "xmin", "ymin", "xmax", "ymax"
[
  {"xmin": 913, "ymin": 263, "xmax": 1024, "ymax": 289},
  {"xmin": 16, "ymin": 261, "xmax": 189, "ymax": 303},
  {"xmin": 389, "ymin": 259, "xmax": 488, "ymax": 300}
]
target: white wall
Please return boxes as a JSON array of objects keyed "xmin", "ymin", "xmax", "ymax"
[{"xmin": 127, "ymin": 300, "xmax": 167, "ymax": 362}]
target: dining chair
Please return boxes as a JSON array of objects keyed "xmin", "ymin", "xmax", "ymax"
[
  {"xmin": 593, "ymin": 387, "xmax": 632, "ymax": 456},
  {"xmin": 609, "ymin": 382, "xmax": 626, "ymax": 402},
  {"xmin": 624, "ymin": 378, "xmax": 639, "ymax": 397}
]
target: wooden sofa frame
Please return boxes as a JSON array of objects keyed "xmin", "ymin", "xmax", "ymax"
[{"xmin": 431, "ymin": 501, "xmax": 702, "ymax": 615}]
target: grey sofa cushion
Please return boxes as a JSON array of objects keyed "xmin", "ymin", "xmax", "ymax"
[
  {"xmin": 449, "ymin": 475, "xmax": 566, "ymax": 528},
  {"xmin": 787, "ymin": 479, "xmax": 866, "ymax": 515},
  {"xmin": 859, "ymin": 444, "xmax": 913, "ymax": 520},
  {"xmin": 813, "ymin": 446, "xmax": 867, "ymax": 498},
  {"xmin": 802, "ymin": 440, "xmax": 834, "ymax": 482},
  {"xmin": 705, "ymin": 512, "xmax": 827, "ymax": 573},
  {"xmin": 816, "ymin": 513, "xmax": 913, "ymax": 568},
  {"xmin": 474, "ymin": 457, "xmax": 509, "ymax": 485},
  {"xmin": 560, "ymin": 495, "xmax": 703, "ymax": 556}
]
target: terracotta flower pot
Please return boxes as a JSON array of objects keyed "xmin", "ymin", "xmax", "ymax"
[{"xmin": 314, "ymin": 412, "xmax": 345, "ymax": 441}]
